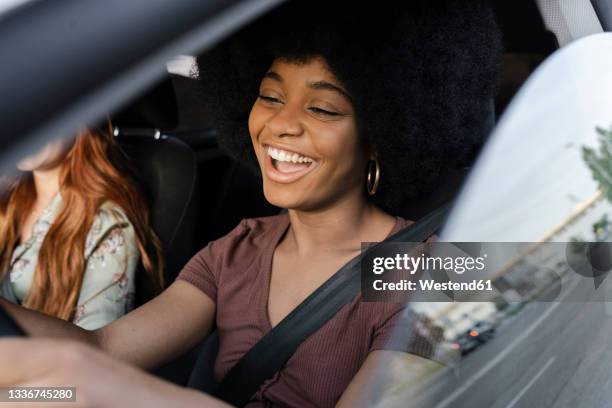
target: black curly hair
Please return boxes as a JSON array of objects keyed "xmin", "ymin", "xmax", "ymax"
[{"xmin": 195, "ymin": 0, "xmax": 500, "ymax": 215}]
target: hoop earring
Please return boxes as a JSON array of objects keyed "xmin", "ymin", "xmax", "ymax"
[{"xmin": 367, "ymin": 158, "xmax": 380, "ymax": 195}]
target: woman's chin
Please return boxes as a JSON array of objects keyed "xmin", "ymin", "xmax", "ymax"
[
  {"xmin": 263, "ymin": 185, "xmax": 312, "ymax": 211},
  {"xmin": 16, "ymin": 162, "xmax": 34, "ymax": 172}
]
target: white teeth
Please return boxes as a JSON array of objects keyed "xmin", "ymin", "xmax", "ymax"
[{"xmin": 267, "ymin": 146, "xmax": 314, "ymax": 164}]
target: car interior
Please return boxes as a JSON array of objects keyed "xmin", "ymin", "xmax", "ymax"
[
  {"xmin": 89, "ymin": 0, "xmax": 565, "ymax": 386},
  {"xmin": 2, "ymin": 0, "xmax": 610, "ymax": 402}
]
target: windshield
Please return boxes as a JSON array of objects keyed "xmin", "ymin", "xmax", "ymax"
[
  {"xmin": 373, "ymin": 32, "xmax": 612, "ymax": 408},
  {"xmin": 0, "ymin": 0, "xmax": 30, "ymax": 15}
]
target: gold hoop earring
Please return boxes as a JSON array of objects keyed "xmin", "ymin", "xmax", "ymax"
[{"xmin": 367, "ymin": 158, "xmax": 380, "ymax": 195}]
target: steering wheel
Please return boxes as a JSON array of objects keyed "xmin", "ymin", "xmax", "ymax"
[{"xmin": 0, "ymin": 303, "xmax": 25, "ymax": 336}]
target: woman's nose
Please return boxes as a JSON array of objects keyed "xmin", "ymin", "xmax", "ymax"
[{"xmin": 265, "ymin": 104, "xmax": 304, "ymax": 138}]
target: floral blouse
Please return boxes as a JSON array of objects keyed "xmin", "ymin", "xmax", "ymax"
[{"xmin": 7, "ymin": 194, "xmax": 139, "ymax": 330}]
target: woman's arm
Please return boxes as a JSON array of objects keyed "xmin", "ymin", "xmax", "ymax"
[
  {"xmin": 0, "ymin": 296, "xmax": 97, "ymax": 345},
  {"xmin": 336, "ymin": 350, "xmax": 442, "ymax": 408},
  {"xmin": 0, "ymin": 280, "xmax": 215, "ymax": 370},
  {"xmin": 74, "ymin": 223, "xmax": 139, "ymax": 330},
  {"xmin": 0, "ymin": 337, "xmax": 231, "ymax": 408},
  {"xmin": 97, "ymin": 280, "xmax": 215, "ymax": 369},
  {"xmin": 73, "ymin": 206, "xmax": 143, "ymax": 329}
]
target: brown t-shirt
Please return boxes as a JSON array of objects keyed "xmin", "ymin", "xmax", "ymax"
[{"xmin": 177, "ymin": 214, "xmax": 432, "ymax": 407}]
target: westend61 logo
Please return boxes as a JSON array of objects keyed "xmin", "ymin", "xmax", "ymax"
[{"xmin": 360, "ymin": 242, "xmax": 612, "ymax": 302}]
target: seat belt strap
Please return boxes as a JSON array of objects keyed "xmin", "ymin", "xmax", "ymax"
[{"xmin": 213, "ymin": 205, "xmax": 449, "ymax": 406}]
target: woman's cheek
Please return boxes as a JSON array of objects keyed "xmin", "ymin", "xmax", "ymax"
[{"xmin": 247, "ymin": 112, "xmax": 259, "ymax": 145}]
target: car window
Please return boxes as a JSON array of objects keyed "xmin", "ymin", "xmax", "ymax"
[
  {"xmin": 0, "ymin": 0, "xmax": 30, "ymax": 15},
  {"xmin": 372, "ymin": 32, "xmax": 612, "ymax": 408}
]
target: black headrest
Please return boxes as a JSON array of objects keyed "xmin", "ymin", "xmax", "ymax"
[
  {"xmin": 117, "ymin": 130, "xmax": 198, "ymax": 300},
  {"xmin": 112, "ymin": 78, "xmax": 179, "ymax": 130}
]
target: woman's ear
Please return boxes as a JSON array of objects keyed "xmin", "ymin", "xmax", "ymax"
[{"xmin": 364, "ymin": 143, "xmax": 377, "ymax": 163}]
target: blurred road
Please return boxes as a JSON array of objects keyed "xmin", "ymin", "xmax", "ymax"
[{"xmin": 382, "ymin": 273, "xmax": 612, "ymax": 408}]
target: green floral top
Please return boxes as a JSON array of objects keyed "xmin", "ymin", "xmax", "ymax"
[{"xmin": 8, "ymin": 194, "xmax": 139, "ymax": 330}]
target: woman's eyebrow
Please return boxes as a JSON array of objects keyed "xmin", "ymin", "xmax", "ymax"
[
  {"xmin": 262, "ymin": 72, "xmax": 351, "ymax": 101},
  {"xmin": 263, "ymin": 71, "xmax": 283, "ymax": 82},
  {"xmin": 308, "ymin": 80, "xmax": 352, "ymax": 101}
]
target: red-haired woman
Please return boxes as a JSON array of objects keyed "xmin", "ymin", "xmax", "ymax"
[{"xmin": 0, "ymin": 122, "xmax": 163, "ymax": 330}]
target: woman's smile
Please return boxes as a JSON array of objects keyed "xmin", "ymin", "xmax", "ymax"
[{"xmin": 262, "ymin": 143, "xmax": 320, "ymax": 184}]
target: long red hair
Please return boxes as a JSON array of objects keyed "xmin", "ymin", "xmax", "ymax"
[{"xmin": 0, "ymin": 122, "xmax": 164, "ymax": 320}]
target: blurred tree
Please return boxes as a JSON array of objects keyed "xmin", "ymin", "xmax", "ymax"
[
  {"xmin": 583, "ymin": 126, "xmax": 612, "ymax": 202},
  {"xmin": 593, "ymin": 214, "xmax": 610, "ymax": 239}
]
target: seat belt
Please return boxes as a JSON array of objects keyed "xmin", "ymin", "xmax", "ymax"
[{"xmin": 212, "ymin": 205, "xmax": 450, "ymax": 406}]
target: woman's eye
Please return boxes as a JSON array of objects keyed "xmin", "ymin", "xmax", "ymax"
[
  {"xmin": 258, "ymin": 94, "xmax": 282, "ymax": 104},
  {"xmin": 309, "ymin": 107, "xmax": 340, "ymax": 116}
]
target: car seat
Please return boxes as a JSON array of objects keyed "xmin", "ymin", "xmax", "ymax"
[{"xmin": 116, "ymin": 129, "xmax": 198, "ymax": 305}]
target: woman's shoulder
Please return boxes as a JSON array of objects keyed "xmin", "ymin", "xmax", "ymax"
[
  {"xmin": 177, "ymin": 214, "xmax": 287, "ymax": 297},
  {"xmin": 211, "ymin": 213, "xmax": 287, "ymax": 241},
  {"xmin": 85, "ymin": 201, "xmax": 136, "ymax": 257},
  {"xmin": 391, "ymin": 216, "xmax": 437, "ymax": 242},
  {"xmin": 96, "ymin": 201, "xmax": 131, "ymax": 224},
  {"xmin": 188, "ymin": 214, "xmax": 284, "ymax": 266},
  {"xmin": 201, "ymin": 213, "xmax": 288, "ymax": 257},
  {"xmin": 393, "ymin": 216, "xmax": 413, "ymax": 232},
  {"xmin": 90, "ymin": 201, "xmax": 133, "ymax": 237},
  {"xmin": 237, "ymin": 213, "xmax": 289, "ymax": 236}
]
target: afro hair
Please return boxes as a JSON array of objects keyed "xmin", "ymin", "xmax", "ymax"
[{"xmin": 195, "ymin": 0, "xmax": 501, "ymax": 216}]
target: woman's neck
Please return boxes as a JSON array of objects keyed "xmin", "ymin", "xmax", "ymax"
[
  {"xmin": 32, "ymin": 166, "xmax": 61, "ymax": 204},
  {"xmin": 285, "ymin": 192, "xmax": 396, "ymax": 256}
]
